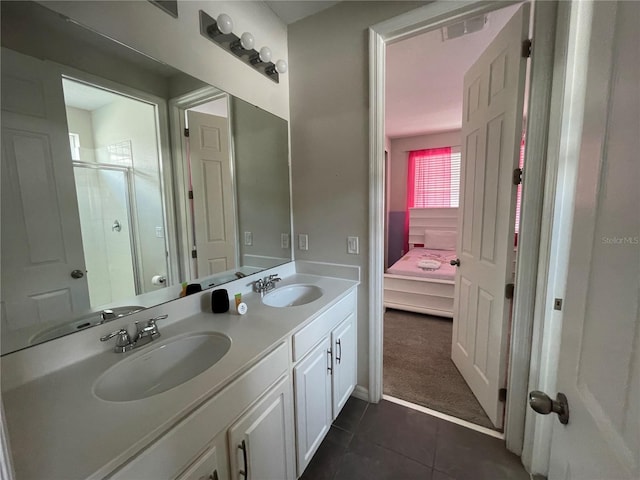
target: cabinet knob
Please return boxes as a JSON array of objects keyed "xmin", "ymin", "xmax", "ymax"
[{"xmin": 208, "ymin": 469, "xmax": 219, "ymax": 480}]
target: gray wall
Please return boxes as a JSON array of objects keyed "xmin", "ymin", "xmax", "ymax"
[
  {"xmin": 232, "ymin": 98, "xmax": 291, "ymax": 266},
  {"xmin": 288, "ymin": 1, "xmax": 425, "ymax": 390}
]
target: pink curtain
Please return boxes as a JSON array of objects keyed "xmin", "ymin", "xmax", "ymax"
[{"xmin": 405, "ymin": 147, "xmax": 452, "ymax": 252}]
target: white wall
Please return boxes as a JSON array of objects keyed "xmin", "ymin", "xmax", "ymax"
[
  {"xmin": 42, "ymin": 1, "xmax": 290, "ymax": 119},
  {"xmin": 288, "ymin": 1, "xmax": 425, "ymax": 390},
  {"xmin": 389, "ymin": 130, "xmax": 461, "ymax": 211},
  {"xmin": 91, "ymin": 98, "xmax": 167, "ymax": 295}
]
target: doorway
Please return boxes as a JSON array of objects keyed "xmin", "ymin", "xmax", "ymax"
[
  {"xmin": 381, "ymin": 3, "xmax": 526, "ymax": 432},
  {"xmin": 61, "ymin": 78, "xmax": 169, "ymax": 308},
  {"xmin": 369, "ymin": 0, "xmax": 559, "ymax": 456}
]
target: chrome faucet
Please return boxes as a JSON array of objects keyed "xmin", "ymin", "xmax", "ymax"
[
  {"xmin": 100, "ymin": 315, "xmax": 168, "ymax": 353},
  {"xmin": 253, "ymin": 274, "xmax": 281, "ymax": 295}
]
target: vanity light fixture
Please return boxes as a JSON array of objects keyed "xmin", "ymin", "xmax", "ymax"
[{"xmin": 199, "ymin": 10, "xmax": 286, "ymax": 83}]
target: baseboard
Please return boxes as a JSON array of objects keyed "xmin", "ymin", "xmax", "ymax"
[{"xmin": 352, "ymin": 385, "xmax": 369, "ymax": 402}]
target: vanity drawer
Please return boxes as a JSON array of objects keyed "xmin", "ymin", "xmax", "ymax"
[
  {"xmin": 292, "ymin": 290, "xmax": 356, "ymax": 362},
  {"xmin": 108, "ymin": 341, "xmax": 289, "ymax": 480}
]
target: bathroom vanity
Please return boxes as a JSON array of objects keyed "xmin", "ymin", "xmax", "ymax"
[{"xmin": 1, "ymin": 271, "xmax": 359, "ymax": 480}]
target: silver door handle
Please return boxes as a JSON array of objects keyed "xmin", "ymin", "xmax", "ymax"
[{"xmin": 528, "ymin": 390, "xmax": 569, "ymax": 424}]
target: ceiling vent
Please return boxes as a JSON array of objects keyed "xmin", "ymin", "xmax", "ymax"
[{"xmin": 441, "ymin": 14, "xmax": 488, "ymax": 41}]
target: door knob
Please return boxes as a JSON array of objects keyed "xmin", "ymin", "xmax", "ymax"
[
  {"xmin": 528, "ymin": 390, "xmax": 569, "ymax": 424},
  {"xmin": 70, "ymin": 269, "xmax": 85, "ymax": 279},
  {"xmin": 450, "ymin": 258, "xmax": 460, "ymax": 267}
]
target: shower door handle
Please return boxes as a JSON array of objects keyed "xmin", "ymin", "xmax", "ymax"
[{"xmin": 71, "ymin": 269, "xmax": 84, "ymax": 279}]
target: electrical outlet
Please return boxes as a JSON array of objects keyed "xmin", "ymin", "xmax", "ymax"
[
  {"xmin": 155, "ymin": 227, "xmax": 164, "ymax": 238},
  {"xmin": 244, "ymin": 231, "xmax": 253, "ymax": 246},
  {"xmin": 298, "ymin": 234, "xmax": 308, "ymax": 251},
  {"xmin": 281, "ymin": 233, "xmax": 290, "ymax": 249},
  {"xmin": 347, "ymin": 236, "xmax": 359, "ymax": 254}
]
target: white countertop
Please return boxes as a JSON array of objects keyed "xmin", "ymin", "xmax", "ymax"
[{"xmin": 2, "ymin": 273, "xmax": 358, "ymax": 480}]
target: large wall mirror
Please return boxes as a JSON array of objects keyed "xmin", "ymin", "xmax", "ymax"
[{"xmin": 0, "ymin": 1, "xmax": 292, "ymax": 355}]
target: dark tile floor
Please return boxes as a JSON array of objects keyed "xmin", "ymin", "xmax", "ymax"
[{"xmin": 301, "ymin": 397, "xmax": 530, "ymax": 480}]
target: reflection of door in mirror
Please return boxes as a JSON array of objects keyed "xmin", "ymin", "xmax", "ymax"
[
  {"xmin": 186, "ymin": 106, "xmax": 237, "ymax": 279},
  {"xmin": 62, "ymin": 78, "xmax": 169, "ymax": 308},
  {"xmin": 1, "ymin": 48, "xmax": 91, "ymax": 336}
]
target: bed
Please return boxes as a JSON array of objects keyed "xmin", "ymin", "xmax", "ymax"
[{"xmin": 384, "ymin": 207, "xmax": 458, "ymax": 318}]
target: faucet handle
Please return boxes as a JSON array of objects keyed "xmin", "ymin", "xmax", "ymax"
[
  {"xmin": 100, "ymin": 329, "xmax": 133, "ymax": 353},
  {"xmin": 268, "ymin": 274, "xmax": 281, "ymax": 281},
  {"xmin": 147, "ymin": 314, "xmax": 168, "ymax": 327},
  {"xmin": 100, "ymin": 328, "xmax": 129, "ymax": 342}
]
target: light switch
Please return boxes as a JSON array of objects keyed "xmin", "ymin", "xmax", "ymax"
[
  {"xmin": 281, "ymin": 233, "xmax": 290, "ymax": 249},
  {"xmin": 155, "ymin": 227, "xmax": 164, "ymax": 238},
  {"xmin": 347, "ymin": 236, "xmax": 359, "ymax": 254},
  {"xmin": 244, "ymin": 231, "xmax": 253, "ymax": 246},
  {"xmin": 298, "ymin": 234, "xmax": 308, "ymax": 251}
]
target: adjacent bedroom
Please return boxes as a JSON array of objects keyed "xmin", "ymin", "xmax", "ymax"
[{"xmin": 382, "ymin": 2, "xmax": 525, "ymax": 432}]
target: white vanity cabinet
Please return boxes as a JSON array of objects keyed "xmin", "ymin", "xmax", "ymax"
[
  {"xmin": 292, "ymin": 290, "xmax": 357, "ymax": 475},
  {"xmin": 109, "ymin": 343, "xmax": 293, "ymax": 480},
  {"xmin": 228, "ymin": 376, "xmax": 296, "ymax": 480},
  {"xmin": 175, "ymin": 433, "xmax": 228, "ymax": 480}
]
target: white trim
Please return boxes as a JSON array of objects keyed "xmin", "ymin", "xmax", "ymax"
[
  {"xmin": 505, "ymin": 0, "xmax": 559, "ymax": 457},
  {"xmin": 369, "ymin": 0, "xmax": 557, "ymax": 459},
  {"xmin": 352, "ymin": 385, "xmax": 370, "ymax": 402},
  {"xmin": 383, "ymin": 395, "xmax": 504, "ymax": 440},
  {"xmin": 0, "ymin": 401, "xmax": 15, "ymax": 480},
  {"xmin": 522, "ymin": 1, "xmax": 595, "ymax": 475},
  {"xmin": 368, "ymin": 26, "xmax": 386, "ymax": 404}
]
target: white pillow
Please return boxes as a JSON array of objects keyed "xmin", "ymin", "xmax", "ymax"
[{"xmin": 424, "ymin": 230, "xmax": 457, "ymax": 250}]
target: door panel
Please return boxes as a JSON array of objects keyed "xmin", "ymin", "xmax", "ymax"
[
  {"xmin": 294, "ymin": 337, "xmax": 332, "ymax": 475},
  {"xmin": 332, "ymin": 314, "xmax": 357, "ymax": 415},
  {"xmin": 452, "ymin": 4, "xmax": 529, "ymax": 428},
  {"xmin": 1, "ymin": 47, "xmax": 89, "ymax": 334},
  {"xmin": 548, "ymin": 2, "xmax": 639, "ymax": 478},
  {"xmin": 228, "ymin": 376, "xmax": 295, "ymax": 480},
  {"xmin": 187, "ymin": 110, "xmax": 236, "ymax": 278}
]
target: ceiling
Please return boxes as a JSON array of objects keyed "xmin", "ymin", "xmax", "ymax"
[
  {"xmin": 62, "ymin": 78, "xmax": 122, "ymax": 111},
  {"xmin": 385, "ymin": 3, "xmax": 521, "ymax": 139},
  {"xmin": 264, "ymin": 1, "xmax": 340, "ymax": 24}
]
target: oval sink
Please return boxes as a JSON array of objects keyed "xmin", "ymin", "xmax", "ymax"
[
  {"xmin": 94, "ymin": 332, "xmax": 231, "ymax": 402},
  {"xmin": 262, "ymin": 284, "xmax": 323, "ymax": 308}
]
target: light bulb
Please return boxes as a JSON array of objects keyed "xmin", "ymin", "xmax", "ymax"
[
  {"xmin": 259, "ymin": 46, "xmax": 272, "ymax": 63},
  {"xmin": 216, "ymin": 13, "xmax": 233, "ymax": 34},
  {"xmin": 240, "ymin": 32, "xmax": 255, "ymax": 50},
  {"xmin": 275, "ymin": 59, "xmax": 287, "ymax": 74}
]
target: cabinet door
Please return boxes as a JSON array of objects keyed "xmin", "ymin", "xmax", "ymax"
[
  {"xmin": 294, "ymin": 337, "xmax": 333, "ymax": 475},
  {"xmin": 176, "ymin": 432, "xmax": 229, "ymax": 480},
  {"xmin": 332, "ymin": 313, "xmax": 357, "ymax": 417},
  {"xmin": 228, "ymin": 376, "xmax": 295, "ymax": 480}
]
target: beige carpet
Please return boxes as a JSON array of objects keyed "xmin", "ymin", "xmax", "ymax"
[{"xmin": 383, "ymin": 309, "xmax": 496, "ymax": 430}]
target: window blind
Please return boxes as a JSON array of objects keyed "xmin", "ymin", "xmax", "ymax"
[{"xmin": 407, "ymin": 147, "xmax": 460, "ymax": 208}]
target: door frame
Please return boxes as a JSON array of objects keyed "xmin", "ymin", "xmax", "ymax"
[
  {"xmin": 168, "ymin": 88, "xmax": 240, "ymax": 283},
  {"xmin": 54, "ymin": 62, "xmax": 178, "ymax": 288},
  {"xmin": 368, "ymin": 0, "xmax": 558, "ymax": 461}
]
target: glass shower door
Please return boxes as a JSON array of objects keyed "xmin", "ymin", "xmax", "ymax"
[{"xmin": 73, "ymin": 165, "xmax": 137, "ymax": 308}]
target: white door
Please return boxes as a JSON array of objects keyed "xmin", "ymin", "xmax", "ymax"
[
  {"xmin": 546, "ymin": 2, "xmax": 639, "ymax": 478},
  {"xmin": 228, "ymin": 376, "xmax": 295, "ymax": 480},
  {"xmin": 332, "ymin": 313, "xmax": 357, "ymax": 416},
  {"xmin": 1, "ymin": 48, "xmax": 90, "ymax": 334},
  {"xmin": 452, "ymin": 4, "xmax": 529, "ymax": 428},
  {"xmin": 294, "ymin": 337, "xmax": 333, "ymax": 475},
  {"xmin": 187, "ymin": 110, "xmax": 237, "ymax": 278}
]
